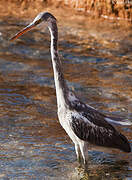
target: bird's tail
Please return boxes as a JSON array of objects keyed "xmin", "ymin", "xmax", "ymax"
[
  {"xmin": 105, "ymin": 116, "xmax": 131, "ymax": 152},
  {"xmin": 117, "ymin": 133, "xmax": 131, "ymax": 152}
]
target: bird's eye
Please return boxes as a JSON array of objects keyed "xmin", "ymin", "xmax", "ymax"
[{"xmin": 35, "ymin": 19, "xmax": 42, "ymax": 25}]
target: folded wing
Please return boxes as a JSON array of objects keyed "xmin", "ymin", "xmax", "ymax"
[{"xmin": 70, "ymin": 111, "xmax": 131, "ymax": 152}]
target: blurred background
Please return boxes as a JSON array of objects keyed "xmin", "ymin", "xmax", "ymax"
[{"xmin": 0, "ymin": 0, "xmax": 132, "ymax": 179}]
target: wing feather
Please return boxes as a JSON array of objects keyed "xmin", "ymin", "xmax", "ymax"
[
  {"xmin": 71, "ymin": 115, "xmax": 131, "ymax": 152},
  {"xmin": 69, "ymin": 93, "xmax": 131, "ymax": 152}
]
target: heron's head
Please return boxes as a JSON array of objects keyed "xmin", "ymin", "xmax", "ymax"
[{"xmin": 10, "ymin": 12, "xmax": 56, "ymax": 41}]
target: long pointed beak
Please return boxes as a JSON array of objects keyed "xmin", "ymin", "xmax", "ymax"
[{"xmin": 10, "ymin": 23, "xmax": 35, "ymax": 41}]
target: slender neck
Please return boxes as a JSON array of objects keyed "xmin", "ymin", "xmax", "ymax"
[{"xmin": 48, "ymin": 20, "xmax": 68, "ymax": 108}]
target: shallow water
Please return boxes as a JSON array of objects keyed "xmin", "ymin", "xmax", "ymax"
[{"xmin": 0, "ymin": 16, "xmax": 132, "ymax": 179}]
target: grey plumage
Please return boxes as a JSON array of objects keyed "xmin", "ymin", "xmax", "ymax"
[
  {"xmin": 71, "ymin": 108, "xmax": 131, "ymax": 152},
  {"xmin": 69, "ymin": 94, "xmax": 131, "ymax": 152}
]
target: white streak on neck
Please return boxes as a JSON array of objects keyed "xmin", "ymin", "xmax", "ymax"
[{"xmin": 48, "ymin": 26, "xmax": 67, "ymax": 109}]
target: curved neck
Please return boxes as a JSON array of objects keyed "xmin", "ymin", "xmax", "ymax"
[{"xmin": 48, "ymin": 21, "xmax": 68, "ymax": 108}]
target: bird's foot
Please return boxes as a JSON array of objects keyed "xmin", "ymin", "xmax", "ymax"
[{"xmin": 84, "ymin": 158, "xmax": 91, "ymax": 172}]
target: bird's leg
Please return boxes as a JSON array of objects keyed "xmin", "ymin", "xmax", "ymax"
[
  {"xmin": 75, "ymin": 144, "xmax": 82, "ymax": 164},
  {"xmin": 79, "ymin": 142, "xmax": 89, "ymax": 169}
]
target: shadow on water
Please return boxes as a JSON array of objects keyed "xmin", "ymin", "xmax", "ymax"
[{"xmin": 0, "ymin": 16, "xmax": 131, "ymax": 179}]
